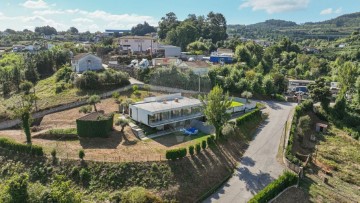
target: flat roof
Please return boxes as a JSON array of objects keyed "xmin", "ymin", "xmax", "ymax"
[{"xmin": 132, "ymin": 97, "xmax": 202, "ymax": 113}]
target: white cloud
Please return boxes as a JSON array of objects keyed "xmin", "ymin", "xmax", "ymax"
[
  {"xmin": 21, "ymin": 0, "xmax": 48, "ymax": 9},
  {"xmin": 320, "ymin": 8, "xmax": 333, "ymax": 15},
  {"xmin": 33, "ymin": 10, "xmax": 64, "ymax": 15},
  {"xmin": 320, "ymin": 7, "xmax": 342, "ymax": 15},
  {"xmin": 240, "ymin": 0, "xmax": 310, "ymax": 14},
  {"xmin": 72, "ymin": 18, "xmax": 94, "ymax": 23}
]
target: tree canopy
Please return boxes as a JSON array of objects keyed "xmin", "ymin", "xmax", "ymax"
[{"xmin": 131, "ymin": 22, "xmax": 156, "ymax": 36}]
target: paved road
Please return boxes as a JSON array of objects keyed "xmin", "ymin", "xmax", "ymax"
[{"xmin": 204, "ymin": 101, "xmax": 296, "ymax": 203}]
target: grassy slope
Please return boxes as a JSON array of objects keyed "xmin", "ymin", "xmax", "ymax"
[
  {"xmin": 0, "ymin": 74, "xmax": 129, "ymax": 120},
  {"xmin": 301, "ymin": 129, "xmax": 360, "ymax": 203}
]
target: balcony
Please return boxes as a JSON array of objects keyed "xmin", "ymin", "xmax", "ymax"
[{"xmin": 148, "ymin": 112, "xmax": 203, "ymax": 127}]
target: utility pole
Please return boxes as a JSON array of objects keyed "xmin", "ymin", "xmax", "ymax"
[{"xmin": 198, "ymin": 74, "xmax": 201, "ymax": 92}]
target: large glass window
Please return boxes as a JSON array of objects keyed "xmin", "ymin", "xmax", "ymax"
[
  {"xmin": 171, "ymin": 109, "xmax": 181, "ymax": 118},
  {"xmin": 192, "ymin": 106, "xmax": 201, "ymax": 114},
  {"xmin": 182, "ymin": 108, "xmax": 192, "ymax": 116},
  {"xmin": 161, "ymin": 111, "xmax": 170, "ymax": 120}
]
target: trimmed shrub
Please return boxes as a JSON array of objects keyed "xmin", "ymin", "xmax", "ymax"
[
  {"xmin": 165, "ymin": 148, "xmax": 187, "ymax": 160},
  {"xmin": 189, "ymin": 145, "xmax": 195, "ymax": 156},
  {"xmin": 79, "ymin": 150, "xmax": 85, "ymax": 160},
  {"xmin": 201, "ymin": 140, "xmax": 207, "ymax": 150},
  {"xmin": 195, "ymin": 143, "xmax": 201, "ymax": 154},
  {"xmin": 0, "ymin": 138, "xmax": 44, "ymax": 156},
  {"xmin": 76, "ymin": 114, "xmax": 113, "ymax": 138},
  {"xmin": 207, "ymin": 135, "xmax": 215, "ymax": 146},
  {"xmin": 51, "ymin": 149, "xmax": 56, "ymax": 158},
  {"xmin": 236, "ymin": 109, "xmax": 262, "ymax": 126},
  {"xmin": 249, "ymin": 171, "xmax": 298, "ymax": 203},
  {"xmin": 79, "ymin": 168, "xmax": 91, "ymax": 183}
]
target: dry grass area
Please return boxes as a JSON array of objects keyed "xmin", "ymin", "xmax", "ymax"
[
  {"xmin": 289, "ymin": 112, "xmax": 360, "ymax": 203},
  {"xmin": 273, "ymin": 187, "xmax": 309, "ymax": 203},
  {"xmin": 0, "ymin": 90, "xmax": 206, "ymax": 162}
]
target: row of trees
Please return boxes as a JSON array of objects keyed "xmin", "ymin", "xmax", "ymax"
[
  {"xmin": 158, "ymin": 12, "xmax": 228, "ymax": 50},
  {"xmin": 0, "ymin": 48, "xmax": 71, "ymax": 96}
]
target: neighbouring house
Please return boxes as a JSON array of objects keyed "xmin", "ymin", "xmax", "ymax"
[
  {"xmin": 157, "ymin": 45, "xmax": 181, "ymax": 58},
  {"xmin": 287, "ymin": 79, "xmax": 314, "ymax": 93},
  {"xmin": 338, "ymin": 43, "xmax": 347, "ymax": 48},
  {"xmin": 71, "ymin": 53, "xmax": 103, "ymax": 73},
  {"xmin": 12, "ymin": 45, "xmax": 25, "ymax": 52},
  {"xmin": 210, "ymin": 48, "xmax": 234, "ymax": 64},
  {"xmin": 118, "ymin": 36, "xmax": 158, "ymax": 54},
  {"xmin": 330, "ymin": 82, "xmax": 340, "ymax": 96},
  {"xmin": 152, "ymin": 57, "xmax": 180, "ymax": 67},
  {"xmin": 177, "ymin": 61, "xmax": 212, "ymax": 75},
  {"xmin": 129, "ymin": 93, "xmax": 204, "ymax": 130},
  {"xmin": 303, "ymin": 47, "xmax": 320, "ymax": 54}
]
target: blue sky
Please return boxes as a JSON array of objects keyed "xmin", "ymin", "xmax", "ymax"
[{"xmin": 0, "ymin": 0, "xmax": 359, "ymax": 32}]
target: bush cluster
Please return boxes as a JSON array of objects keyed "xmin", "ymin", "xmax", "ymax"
[
  {"xmin": 249, "ymin": 171, "xmax": 298, "ymax": 203},
  {"xmin": 165, "ymin": 148, "xmax": 187, "ymax": 160},
  {"xmin": 236, "ymin": 109, "xmax": 262, "ymax": 126},
  {"xmin": 0, "ymin": 138, "xmax": 44, "ymax": 156}
]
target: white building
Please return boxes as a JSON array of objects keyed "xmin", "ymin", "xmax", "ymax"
[
  {"xmin": 118, "ymin": 36, "xmax": 158, "ymax": 54},
  {"xmin": 158, "ymin": 45, "xmax": 181, "ymax": 58},
  {"xmin": 129, "ymin": 93, "xmax": 203, "ymax": 130},
  {"xmin": 71, "ymin": 53, "xmax": 103, "ymax": 73}
]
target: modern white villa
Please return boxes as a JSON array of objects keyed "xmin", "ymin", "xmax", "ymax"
[
  {"xmin": 129, "ymin": 93, "xmax": 257, "ymax": 131},
  {"xmin": 129, "ymin": 93, "xmax": 203, "ymax": 130}
]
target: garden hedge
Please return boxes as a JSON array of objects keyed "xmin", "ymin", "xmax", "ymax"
[
  {"xmin": 76, "ymin": 114, "xmax": 114, "ymax": 138},
  {"xmin": 0, "ymin": 138, "xmax": 44, "ymax": 156},
  {"xmin": 236, "ymin": 109, "xmax": 262, "ymax": 127},
  {"xmin": 285, "ymin": 100, "xmax": 313, "ymax": 165},
  {"xmin": 248, "ymin": 171, "xmax": 298, "ymax": 203},
  {"xmin": 165, "ymin": 148, "xmax": 187, "ymax": 160}
]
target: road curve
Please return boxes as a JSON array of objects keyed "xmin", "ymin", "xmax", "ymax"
[{"xmin": 204, "ymin": 101, "xmax": 296, "ymax": 203}]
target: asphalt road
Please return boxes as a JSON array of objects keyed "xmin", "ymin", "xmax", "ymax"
[{"xmin": 204, "ymin": 101, "xmax": 296, "ymax": 203}]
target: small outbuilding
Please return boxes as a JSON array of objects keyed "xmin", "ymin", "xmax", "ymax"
[{"xmin": 315, "ymin": 123, "xmax": 328, "ymax": 133}]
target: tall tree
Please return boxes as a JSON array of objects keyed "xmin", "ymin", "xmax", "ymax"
[
  {"xmin": 131, "ymin": 22, "xmax": 156, "ymax": 36},
  {"xmin": 35, "ymin": 25, "xmax": 57, "ymax": 35},
  {"xmin": 205, "ymin": 12, "xmax": 228, "ymax": 43},
  {"xmin": 308, "ymin": 77, "xmax": 332, "ymax": 110},
  {"xmin": 200, "ymin": 86, "xmax": 231, "ymax": 139},
  {"xmin": 158, "ymin": 12, "xmax": 179, "ymax": 40},
  {"xmin": 67, "ymin": 27, "xmax": 79, "ymax": 34}
]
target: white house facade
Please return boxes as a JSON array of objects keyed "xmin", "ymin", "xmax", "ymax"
[
  {"xmin": 71, "ymin": 53, "xmax": 103, "ymax": 73},
  {"xmin": 118, "ymin": 36, "xmax": 158, "ymax": 54},
  {"xmin": 129, "ymin": 93, "xmax": 203, "ymax": 130}
]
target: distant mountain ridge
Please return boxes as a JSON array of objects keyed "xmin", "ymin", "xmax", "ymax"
[{"xmin": 228, "ymin": 12, "xmax": 360, "ymax": 40}]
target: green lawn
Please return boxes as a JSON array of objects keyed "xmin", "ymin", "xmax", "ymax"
[
  {"xmin": 147, "ymin": 131, "xmax": 211, "ymax": 148},
  {"xmin": 230, "ymin": 101, "xmax": 243, "ymax": 107}
]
